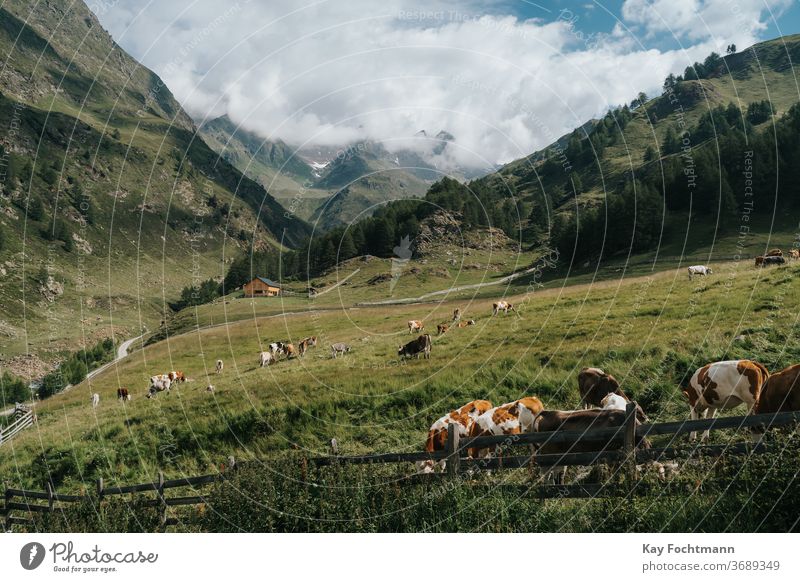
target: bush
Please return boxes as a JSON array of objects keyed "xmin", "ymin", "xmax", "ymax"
[{"xmin": 31, "ymin": 497, "xmax": 161, "ymax": 533}]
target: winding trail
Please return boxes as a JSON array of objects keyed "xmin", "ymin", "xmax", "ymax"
[
  {"xmin": 85, "ymin": 332, "xmax": 146, "ymax": 382},
  {"xmin": 0, "ymin": 332, "xmax": 146, "ymax": 417}
]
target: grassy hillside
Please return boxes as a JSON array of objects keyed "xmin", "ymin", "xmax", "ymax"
[
  {"xmin": 3, "ymin": 255, "xmax": 798, "ymax": 492},
  {"xmin": 0, "ymin": 0, "xmax": 310, "ymax": 369}
]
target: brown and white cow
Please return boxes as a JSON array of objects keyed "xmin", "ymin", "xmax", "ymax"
[
  {"xmin": 167, "ymin": 371, "xmax": 186, "ymax": 383},
  {"xmin": 417, "ymin": 399, "xmax": 493, "ymax": 474},
  {"xmin": 682, "ymin": 359, "xmax": 769, "ymax": 441},
  {"xmin": 755, "ymin": 256, "xmax": 765, "ymax": 267},
  {"xmin": 284, "ymin": 343, "xmax": 297, "ymax": 359},
  {"xmin": 298, "ymin": 336, "xmax": 318, "ymax": 357},
  {"xmin": 789, "ymin": 249, "xmax": 800, "ymax": 260},
  {"xmin": 766, "ymin": 248, "xmax": 783, "ymax": 257},
  {"xmin": 492, "ymin": 301, "xmax": 515, "ymax": 316},
  {"xmin": 117, "ymin": 388, "xmax": 130, "ymax": 401},
  {"xmin": 754, "ymin": 364, "xmax": 800, "ymax": 415},
  {"xmin": 578, "ymin": 367, "xmax": 627, "ymax": 408},
  {"xmin": 468, "ymin": 397, "xmax": 544, "ymax": 459},
  {"xmin": 407, "ymin": 320, "xmax": 425, "ymax": 334},
  {"xmin": 533, "ymin": 408, "xmax": 648, "ymax": 484},
  {"xmin": 398, "ymin": 334, "xmax": 432, "ymax": 359},
  {"xmin": 215, "ymin": 359, "xmax": 224, "ymax": 374},
  {"xmin": 437, "ymin": 323, "xmax": 449, "ymax": 335}
]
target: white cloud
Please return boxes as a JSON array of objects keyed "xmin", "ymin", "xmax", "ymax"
[
  {"xmin": 95, "ymin": 0, "xmax": 782, "ymax": 167},
  {"xmin": 621, "ymin": 0, "xmax": 793, "ymax": 48}
]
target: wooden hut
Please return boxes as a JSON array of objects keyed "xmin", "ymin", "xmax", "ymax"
[{"xmin": 242, "ymin": 276, "xmax": 281, "ymax": 297}]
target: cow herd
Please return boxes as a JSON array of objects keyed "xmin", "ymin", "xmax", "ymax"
[
  {"xmin": 687, "ymin": 248, "xmax": 798, "ymax": 280},
  {"xmin": 418, "ymin": 359, "xmax": 800, "ymax": 483}
]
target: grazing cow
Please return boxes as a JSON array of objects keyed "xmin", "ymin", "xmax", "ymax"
[
  {"xmin": 147, "ymin": 374, "xmax": 172, "ymax": 398},
  {"xmin": 167, "ymin": 371, "xmax": 186, "ymax": 383},
  {"xmin": 492, "ymin": 301, "xmax": 515, "ymax": 315},
  {"xmin": 452, "ymin": 308, "xmax": 462, "ymax": 323},
  {"xmin": 766, "ymin": 248, "xmax": 783, "ymax": 257},
  {"xmin": 755, "ymin": 256, "xmax": 765, "ymax": 266},
  {"xmin": 407, "ymin": 320, "xmax": 425, "ymax": 334},
  {"xmin": 682, "ymin": 359, "xmax": 769, "ymax": 441},
  {"xmin": 468, "ymin": 397, "xmax": 545, "ymax": 459},
  {"xmin": 534, "ymin": 408, "xmax": 649, "ymax": 484},
  {"xmin": 259, "ymin": 351, "xmax": 274, "ymax": 367},
  {"xmin": 91, "ymin": 393, "xmax": 100, "ymax": 408},
  {"xmin": 687, "ymin": 265, "xmax": 712, "ymax": 279},
  {"xmin": 284, "ymin": 343, "xmax": 297, "ymax": 359},
  {"xmin": 789, "ymin": 249, "xmax": 800, "ymax": 260},
  {"xmin": 437, "ymin": 323, "xmax": 449, "ymax": 335},
  {"xmin": 416, "ymin": 400, "xmax": 493, "ymax": 474},
  {"xmin": 600, "ymin": 393, "xmax": 648, "ymax": 423},
  {"xmin": 269, "ymin": 342, "xmax": 285, "ymax": 356},
  {"xmin": 578, "ymin": 367, "xmax": 627, "ymax": 408},
  {"xmin": 298, "ymin": 336, "xmax": 318, "ymax": 357},
  {"xmin": 215, "ymin": 359, "xmax": 224, "ymax": 374},
  {"xmin": 398, "ymin": 334, "xmax": 432, "ymax": 360},
  {"xmin": 754, "ymin": 364, "xmax": 800, "ymax": 415},
  {"xmin": 117, "ymin": 388, "xmax": 130, "ymax": 401},
  {"xmin": 763, "ymin": 256, "xmax": 786, "ymax": 266},
  {"xmin": 331, "ymin": 343, "xmax": 351, "ymax": 358}
]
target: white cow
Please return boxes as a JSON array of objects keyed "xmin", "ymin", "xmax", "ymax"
[
  {"xmin": 259, "ymin": 351, "xmax": 274, "ymax": 367},
  {"xmin": 687, "ymin": 265, "xmax": 712, "ymax": 280},
  {"xmin": 331, "ymin": 343, "xmax": 350, "ymax": 358},
  {"xmin": 407, "ymin": 320, "xmax": 424, "ymax": 334},
  {"xmin": 599, "ymin": 392, "xmax": 649, "ymax": 423},
  {"xmin": 147, "ymin": 374, "xmax": 172, "ymax": 398},
  {"xmin": 91, "ymin": 393, "xmax": 100, "ymax": 408},
  {"xmin": 600, "ymin": 393, "xmax": 628, "ymax": 411},
  {"xmin": 215, "ymin": 359, "xmax": 224, "ymax": 374},
  {"xmin": 492, "ymin": 301, "xmax": 515, "ymax": 315}
]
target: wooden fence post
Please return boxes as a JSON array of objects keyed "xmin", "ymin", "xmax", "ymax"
[
  {"xmin": 623, "ymin": 402, "xmax": 637, "ymax": 484},
  {"xmin": 445, "ymin": 423, "xmax": 460, "ymax": 477},
  {"xmin": 157, "ymin": 471, "xmax": 166, "ymax": 527},
  {"xmin": 46, "ymin": 482, "xmax": 54, "ymax": 513},
  {"xmin": 96, "ymin": 477, "xmax": 104, "ymax": 501},
  {"xmin": 4, "ymin": 488, "xmax": 12, "ymax": 531}
]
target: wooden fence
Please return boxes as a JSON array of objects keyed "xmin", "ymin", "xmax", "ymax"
[
  {"xmin": 3, "ymin": 405, "xmax": 799, "ymax": 530},
  {"xmin": 0, "ymin": 405, "xmax": 35, "ymax": 446},
  {"xmin": 1, "ymin": 459, "xmax": 238, "ymax": 532},
  {"xmin": 311, "ymin": 403, "xmax": 800, "ymax": 496}
]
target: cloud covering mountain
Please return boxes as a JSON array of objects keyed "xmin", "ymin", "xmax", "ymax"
[{"xmin": 95, "ymin": 0, "xmax": 793, "ymax": 167}]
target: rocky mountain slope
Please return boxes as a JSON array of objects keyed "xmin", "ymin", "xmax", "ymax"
[{"xmin": 0, "ymin": 0, "xmax": 310, "ymax": 368}]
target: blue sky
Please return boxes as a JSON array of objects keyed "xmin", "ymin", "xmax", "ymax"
[
  {"xmin": 97, "ymin": 0, "xmax": 800, "ymax": 166},
  {"xmin": 510, "ymin": 1, "xmax": 799, "ymax": 49}
]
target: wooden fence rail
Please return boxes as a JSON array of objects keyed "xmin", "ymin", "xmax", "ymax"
[
  {"xmin": 309, "ymin": 404, "xmax": 800, "ymax": 476},
  {"xmin": 3, "ymin": 406, "xmax": 798, "ymax": 530},
  {"xmin": 1, "ymin": 460, "xmax": 237, "ymax": 532},
  {"xmin": 0, "ymin": 406, "xmax": 35, "ymax": 446}
]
